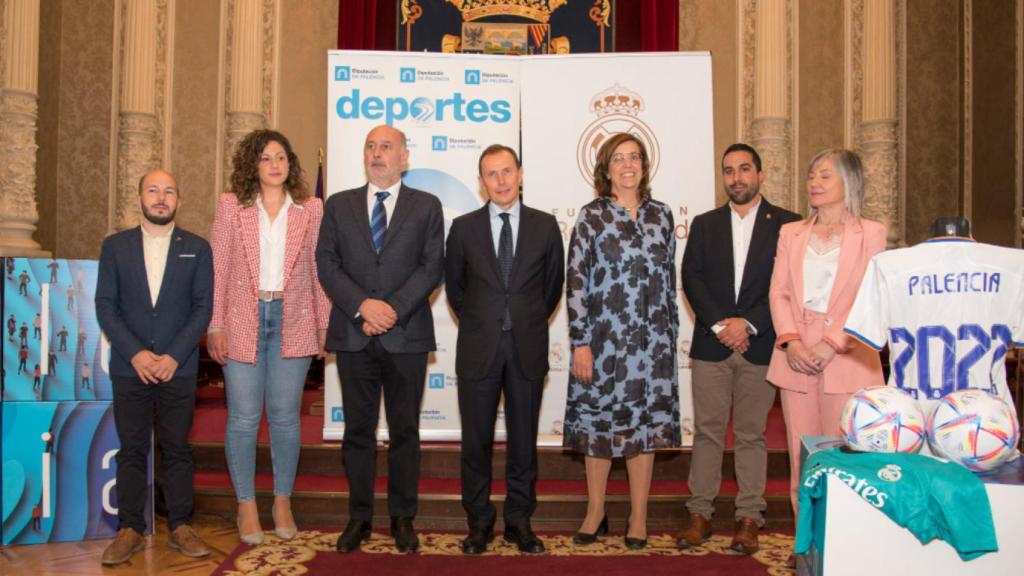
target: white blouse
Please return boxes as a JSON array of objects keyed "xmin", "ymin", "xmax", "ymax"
[
  {"xmin": 802, "ymin": 235, "xmax": 840, "ymax": 313},
  {"xmin": 256, "ymin": 193, "xmax": 292, "ymax": 292}
]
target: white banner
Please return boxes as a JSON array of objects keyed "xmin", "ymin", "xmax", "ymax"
[
  {"xmin": 521, "ymin": 53, "xmax": 716, "ymax": 445},
  {"xmin": 323, "ymin": 51, "xmax": 520, "ymax": 440},
  {"xmin": 323, "ymin": 52, "xmax": 715, "ymax": 446}
]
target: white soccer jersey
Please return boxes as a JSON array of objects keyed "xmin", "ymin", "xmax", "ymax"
[{"xmin": 844, "ymin": 238, "xmax": 1024, "ymax": 403}]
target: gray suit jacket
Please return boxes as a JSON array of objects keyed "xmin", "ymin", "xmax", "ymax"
[{"xmin": 316, "ymin": 183, "xmax": 444, "ymax": 353}]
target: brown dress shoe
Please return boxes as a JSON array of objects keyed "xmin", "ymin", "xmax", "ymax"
[
  {"xmin": 168, "ymin": 524, "xmax": 211, "ymax": 558},
  {"xmin": 675, "ymin": 512, "xmax": 712, "ymax": 549},
  {"xmin": 101, "ymin": 528, "xmax": 145, "ymax": 566},
  {"xmin": 729, "ymin": 517, "xmax": 760, "ymax": 554}
]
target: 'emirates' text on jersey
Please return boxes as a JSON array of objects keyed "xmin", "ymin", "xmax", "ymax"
[{"xmin": 844, "ymin": 238, "xmax": 1024, "ymax": 402}]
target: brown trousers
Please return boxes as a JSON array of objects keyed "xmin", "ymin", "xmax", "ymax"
[{"xmin": 686, "ymin": 354, "xmax": 775, "ymax": 524}]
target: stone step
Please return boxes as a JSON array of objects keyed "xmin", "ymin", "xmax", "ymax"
[
  {"xmin": 192, "ymin": 443, "xmax": 793, "ymax": 481},
  {"xmin": 189, "ymin": 471, "xmax": 794, "ymax": 531}
]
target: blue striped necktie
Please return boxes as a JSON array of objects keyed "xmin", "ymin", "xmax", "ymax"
[{"xmin": 371, "ymin": 191, "xmax": 390, "ymax": 253}]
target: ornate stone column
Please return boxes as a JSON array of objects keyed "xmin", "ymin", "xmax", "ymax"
[
  {"xmin": 0, "ymin": 0, "xmax": 49, "ymax": 256},
  {"xmin": 859, "ymin": 0, "xmax": 900, "ymax": 245},
  {"xmin": 223, "ymin": 0, "xmax": 266, "ymax": 186},
  {"xmin": 750, "ymin": 0, "xmax": 793, "ymax": 210},
  {"xmin": 115, "ymin": 0, "xmax": 160, "ymax": 231}
]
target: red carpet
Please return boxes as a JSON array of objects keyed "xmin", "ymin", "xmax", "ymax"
[{"xmin": 211, "ymin": 529, "xmax": 796, "ymax": 576}]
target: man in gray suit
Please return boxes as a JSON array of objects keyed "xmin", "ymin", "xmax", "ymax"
[{"xmin": 316, "ymin": 125, "xmax": 444, "ymax": 554}]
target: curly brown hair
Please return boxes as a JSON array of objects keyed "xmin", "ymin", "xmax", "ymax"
[
  {"xmin": 592, "ymin": 133, "xmax": 651, "ymax": 202},
  {"xmin": 229, "ymin": 129, "xmax": 309, "ymax": 207}
]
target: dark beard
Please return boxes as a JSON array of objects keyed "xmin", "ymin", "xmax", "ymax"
[
  {"xmin": 727, "ymin": 186, "xmax": 758, "ymax": 206},
  {"xmin": 142, "ymin": 206, "xmax": 175, "ymax": 226}
]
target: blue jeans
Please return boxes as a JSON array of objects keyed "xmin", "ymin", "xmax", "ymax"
[{"xmin": 224, "ymin": 300, "xmax": 311, "ymax": 501}]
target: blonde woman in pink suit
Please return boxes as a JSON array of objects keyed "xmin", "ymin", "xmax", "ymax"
[
  {"xmin": 208, "ymin": 130, "xmax": 330, "ymax": 545},
  {"xmin": 766, "ymin": 148, "xmax": 886, "ymax": 514}
]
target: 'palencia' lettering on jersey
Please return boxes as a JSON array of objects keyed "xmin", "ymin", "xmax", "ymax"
[{"xmin": 803, "ymin": 465, "xmax": 889, "ymax": 509}]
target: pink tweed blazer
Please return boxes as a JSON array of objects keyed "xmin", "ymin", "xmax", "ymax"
[{"xmin": 210, "ymin": 193, "xmax": 330, "ymax": 363}]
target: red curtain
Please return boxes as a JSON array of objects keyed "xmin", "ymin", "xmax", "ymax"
[
  {"xmin": 337, "ymin": 0, "xmax": 396, "ymax": 50},
  {"xmin": 337, "ymin": 1, "xmax": 677, "ymax": 52},
  {"xmin": 616, "ymin": 0, "xmax": 679, "ymax": 52}
]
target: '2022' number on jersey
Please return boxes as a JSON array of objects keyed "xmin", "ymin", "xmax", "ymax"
[{"xmin": 889, "ymin": 323, "xmax": 1010, "ymax": 399}]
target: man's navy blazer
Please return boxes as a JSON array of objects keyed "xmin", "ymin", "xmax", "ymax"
[
  {"xmin": 316, "ymin": 183, "xmax": 444, "ymax": 354},
  {"xmin": 95, "ymin": 225, "xmax": 214, "ymax": 378},
  {"xmin": 444, "ymin": 202, "xmax": 565, "ymax": 381}
]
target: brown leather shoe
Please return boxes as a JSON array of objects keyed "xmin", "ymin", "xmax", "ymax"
[
  {"xmin": 168, "ymin": 524, "xmax": 211, "ymax": 558},
  {"xmin": 101, "ymin": 528, "xmax": 145, "ymax": 566},
  {"xmin": 675, "ymin": 512, "xmax": 712, "ymax": 549},
  {"xmin": 729, "ymin": 517, "xmax": 760, "ymax": 554}
]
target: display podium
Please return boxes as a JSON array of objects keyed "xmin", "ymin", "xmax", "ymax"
[{"xmin": 797, "ymin": 436, "xmax": 1024, "ymax": 575}]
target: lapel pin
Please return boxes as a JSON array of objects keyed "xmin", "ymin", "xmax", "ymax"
[{"xmin": 766, "ymin": 213, "xmax": 772, "ymax": 220}]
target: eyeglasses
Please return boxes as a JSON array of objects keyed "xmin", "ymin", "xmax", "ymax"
[{"xmin": 611, "ymin": 153, "xmax": 642, "ymax": 164}]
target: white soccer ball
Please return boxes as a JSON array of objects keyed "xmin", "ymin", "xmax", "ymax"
[
  {"xmin": 840, "ymin": 387, "xmax": 926, "ymax": 453},
  {"xmin": 927, "ymin": 389, "xmax": 1020, "ymax": 473}
]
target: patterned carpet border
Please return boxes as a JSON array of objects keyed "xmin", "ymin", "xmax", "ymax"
[{"xmin": 215, "ymin": 530, "xmax": 797, "ymax": 575}]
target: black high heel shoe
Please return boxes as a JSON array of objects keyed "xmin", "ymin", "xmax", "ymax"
[
  {"xmin": 572, "ymin": 515, "xmax": 609, "ymax": 545},
  {"xmin": 624, "ymin": 517, "xmax": 647, "ymax": 550}
]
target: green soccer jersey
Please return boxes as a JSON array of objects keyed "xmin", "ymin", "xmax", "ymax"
[{"xmin": 795, "ymin": 448, "xmax": 998, "ymax": 561}]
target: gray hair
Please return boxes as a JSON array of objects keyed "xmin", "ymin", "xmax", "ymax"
[{"xmin": 806, "ymin": 148, "xmax": 863, "ymax": 219}]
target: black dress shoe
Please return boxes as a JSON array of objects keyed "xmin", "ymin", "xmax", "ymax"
[
  {"xmin": 503, "ymin": 523, "xmax": 545, "ymax": 554},
  {"xmin": 462, "ymin": 526, "xmax": 495, "ymax": 555},
  {"xmin": 572, "ymin": 516, "xmax": 609, "ymax": 545},
  {"xmin": 335, "ymin": 519, "xmax": 371, "ymax": 553},
  {"xmin": 390, "ymin": 517, "xmax": 419, "ymax": 553}
]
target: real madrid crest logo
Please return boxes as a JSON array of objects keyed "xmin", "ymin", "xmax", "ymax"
[
  {"xmin": 877, "ymin": 464, "xmax": 902, "ymax": 482},
  {"xmin": 576, "ymin": 83, "xmax": 660, "ymax": 187}
]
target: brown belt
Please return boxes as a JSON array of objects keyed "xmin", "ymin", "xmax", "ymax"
[{"xmin": 257, "ymin": 290, "xmax": 284, "ymax": 302}]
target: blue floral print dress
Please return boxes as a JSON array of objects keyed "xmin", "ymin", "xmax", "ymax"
[{"xmin": 562, "ymin": 197, "xmax": 681, "ymax": 458}]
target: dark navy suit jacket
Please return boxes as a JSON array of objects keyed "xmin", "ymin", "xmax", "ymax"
[{"xmin": 95, "ymin": 225, "xmax": 213, "ymax": 378}]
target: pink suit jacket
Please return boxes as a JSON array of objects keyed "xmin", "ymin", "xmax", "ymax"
[
  {"xmin": 210, "ymin": 193, "xmax": 330, "ymax": 363},
  {"xmin": 766, "ymin": 217, "xmax": 886, "ymax": 394}
]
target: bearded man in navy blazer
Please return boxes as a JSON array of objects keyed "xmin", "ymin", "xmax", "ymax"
[
  {"xmin": 317, "ymin": 125, "xmax": 444, "ymax": 554},
  {"xmin": 95, "ymin": 169, "xmax": 213, "ymax": 566},
  {"xmin": 445, "ymin": 145, "xmax": 564, "ymax": 555}
]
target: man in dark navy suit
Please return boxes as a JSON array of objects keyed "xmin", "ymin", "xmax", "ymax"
[
  {"xmin": 445, "ymin": 145, "xmax": 564, "ymax": 555},
  {"xmin": 95, "ymin": 169, "xmax": 213, "ymax": 566},
  {"xmin": 317, "ymin": 125, "xmax": 444, "ymax": 554}
]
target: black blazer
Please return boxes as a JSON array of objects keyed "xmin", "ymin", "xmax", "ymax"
[
  {"xmin": 445, "ymin": 203, "xmax": 564, "ymax": 381},
  {"xmin": 316, "ymin": 183, "xmax": 444, "ymax": 353},
  {"xmin": 95, "ymin": 226, "xmax": 214, "ymax": 378},
  {"xmin": 682, "ymin": 199, "xmax": 800, "ymax": 365}
]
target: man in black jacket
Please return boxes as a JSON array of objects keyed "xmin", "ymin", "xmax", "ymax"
[
  {"xmin": 445, "ymin": 145, "xmax": 564, "ymax": 555},
  {"xmin": 678, "ymin": 144, "xmax": 800, "ymax": 554}
]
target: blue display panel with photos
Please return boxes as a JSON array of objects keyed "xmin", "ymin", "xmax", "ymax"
[
  {"xmin": 1, "ymin": 401, "xmax": 153, "ymax": 545},
  {"xmin": 3, "ymin": 258, "xmax": 111, "ymax": 402}
]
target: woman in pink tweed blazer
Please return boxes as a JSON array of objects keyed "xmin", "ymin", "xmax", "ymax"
[{"xmin": 208, "ymin": 130, "xmax": 330, "ymax": 545}]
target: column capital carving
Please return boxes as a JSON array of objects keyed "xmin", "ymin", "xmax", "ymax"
[{"xmin": 0, "ymin": 90, "xmax": 48, "ymax": 255}]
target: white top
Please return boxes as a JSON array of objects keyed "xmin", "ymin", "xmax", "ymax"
[
  {"xmin": 802, "ymin": 237, "xmax": 840, "ymax": 313},
  {"xmin": 141, "ymin": 224, "xmax": 174, "ymax": 307},
  {"xmin": 730, "ymin": 198, "xmax": 761, "ymax": 303},
  {"xmin": 845, "ymin": 238, "xmax": 1024, "ymax": 405},
  {"xmin": 367, "ymin": 181, "xmax": 401, "ymax": 223},
  {"xmin": 257, "ymin": 193, "xmax": 293, "ymax": 292}
]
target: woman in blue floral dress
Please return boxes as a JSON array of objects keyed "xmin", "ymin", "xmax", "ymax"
[{"xmin": 563, "ymin": 133, "xmax": 681, "ymax": 549}]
